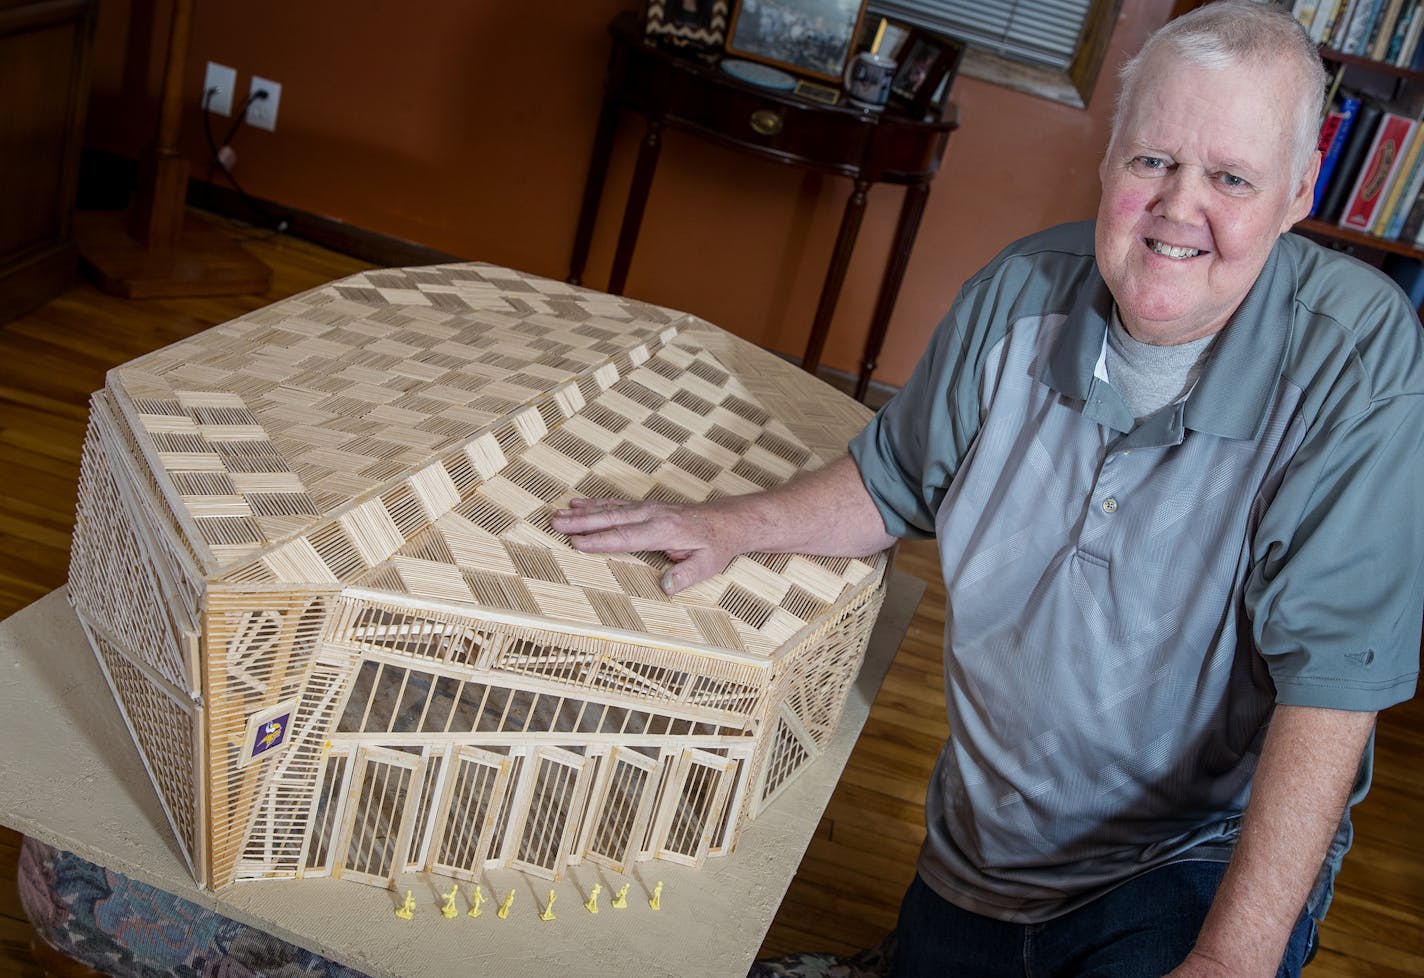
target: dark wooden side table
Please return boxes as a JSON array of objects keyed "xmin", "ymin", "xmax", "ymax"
[{"xmin": 569, "ymin": 12, "xmax": 959, "ymax": 401}]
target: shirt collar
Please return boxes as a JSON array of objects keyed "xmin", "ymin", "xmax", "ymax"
[
  {"xmin": 1183, "ymin": 239, "xmax": 1294, "ymax": 440},
  {"xmin": 1039, "ymin": 234, "xmax": 1295, "ymax": 440}
]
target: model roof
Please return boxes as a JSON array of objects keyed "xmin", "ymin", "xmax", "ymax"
[{"xmin": 102, "ymin": 263, "xmax": 879, "ymax": 657}]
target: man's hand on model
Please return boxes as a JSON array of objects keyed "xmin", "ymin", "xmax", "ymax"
[
  {"xmin": 551, "ymin": 455, "xmax": 898, "ymax": 595},
  {"xmin": 552, "ymin": 496, "xmax": 747, "ymax": 594}
]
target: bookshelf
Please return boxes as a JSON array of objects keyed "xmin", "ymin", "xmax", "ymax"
[
  {"xmin": 1300, "ymin": 46, "xmax": 1424, "ymax": 267},
  {"xmin": 1319, "ymin": 45, "xmax": 1424, "ymax": 81},
  {"xmin": 1297, "ymin": 215, "xmax": 1424, "ymax": 257}
]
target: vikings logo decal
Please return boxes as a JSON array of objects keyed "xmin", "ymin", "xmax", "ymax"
[
  {"xmin": 256, "ymin": 718, "xmax": 285, "ymax": 753},
  {"xmin": 241, "ymin": 704, "xmax": 296, "ymax": 765}
]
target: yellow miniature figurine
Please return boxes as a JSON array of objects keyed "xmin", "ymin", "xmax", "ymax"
[
  {"xmin": 394, "ymin": 889, "xmax": 416, "ymax": 920},
  {"xmin": 467, "ymin": 883, "xmax": 486, "ymax": 918},
  {"xmin": 650, "ymin": 880, "xmax": 663, "ymax": 910},
  {"xmin": 539, "ymin": 889, "xmax": 557, "ymax": 921},
  {"xmin": 440, "ymin": 883, "xmax": 460, "ymax": 919},
  {"xmin": 497, "ymin": 889, "xmax": 515, "ymax": 920},
  {"xmin": 584, "ymin": 883, "xmax": 602, "ymax": 914},
  {"xmin": 611, "ymin": 882, "xmax": 630, "ymax": 909}
]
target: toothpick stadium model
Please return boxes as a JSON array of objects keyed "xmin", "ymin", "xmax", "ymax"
[{"xmin": 67, "ymin": 263, "xmax": 888, "ymax": 892}]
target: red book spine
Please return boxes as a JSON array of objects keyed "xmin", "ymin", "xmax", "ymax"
[
  {"xmin": 1341, "ymin": 113, "xmax": 1415, "ymax": 230},
  {"xmin": 1317, "ymin": 112, "xmax": 1343, "ymax": 154}
]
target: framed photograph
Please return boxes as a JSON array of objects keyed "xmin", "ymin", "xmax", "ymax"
[
  {"xmin": 645, "ymin": 0, "xmax": 731, "ymax": 49},
  {"xmin": 852, "ymin": 14, "xmax": 912, "ymax": 63},
  {"xmin": 725, "ymin": 0, "xmax": 870, "ymax": 83},
  {"xmin": 888, "ymin": 27, "xmax": 966, "ymax": 118}
]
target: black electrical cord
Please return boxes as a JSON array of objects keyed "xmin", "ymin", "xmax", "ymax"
[
  {"xmin": 200, "ymin": 85, "xmax": 291, "ymax": 238},
  {"xmin": 202, "ymin": 86, "xmax": 222, "ymax": 183},
  {"xmin": 217, "ymin": 88, "xmax": 267, "ymax": 166}
]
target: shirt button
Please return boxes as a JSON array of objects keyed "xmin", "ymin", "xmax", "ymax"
[{"xmin": 1102, "ymin": 497, "xmax": 1118, "ymax": 513}]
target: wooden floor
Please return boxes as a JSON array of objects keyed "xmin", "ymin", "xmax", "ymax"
[{"xmin": 1, "ymin": 226, "xmax": 1420, "ymax": 977}]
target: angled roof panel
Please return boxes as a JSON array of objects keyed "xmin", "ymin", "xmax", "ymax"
[{"xmin": 101, "ymin": 263, "xmax": 878, "ymax": 655}]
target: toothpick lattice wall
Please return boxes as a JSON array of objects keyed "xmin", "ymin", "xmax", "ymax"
[{"xmin": 67, "ymin": 263, "xmax": 887, "ymax": 891}]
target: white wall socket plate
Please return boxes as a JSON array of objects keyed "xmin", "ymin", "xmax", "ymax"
[
  {"xmin": 203, "ymin": 62, "xmax": 237, "ymax": 116},
  {"xmin": 247, "ymin": 76, "xmax": 282, "ymax": 132}
]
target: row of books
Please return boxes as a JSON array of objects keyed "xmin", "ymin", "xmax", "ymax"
[
  {"xmin": 1289, "ymin": 0, "xmax": 1424, "ymax": 68},
  {"xmin": 1313, "ymin": 91, "xmax": 1424, "ymax": 244}
]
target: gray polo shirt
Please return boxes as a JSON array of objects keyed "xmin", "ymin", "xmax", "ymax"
[{"xmin": 850, "ymin": 221, "xmax": 1424, "ymax": 924}]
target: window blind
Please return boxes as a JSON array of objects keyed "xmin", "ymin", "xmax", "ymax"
[{"xmin": 869, "ymin": 0, "xmax": 1095, "ymax": 70}]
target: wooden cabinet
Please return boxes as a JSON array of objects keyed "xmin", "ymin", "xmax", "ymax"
[
  {"xmin": 0, "ymin": 0, "xmax": 96, "ymax": 324},
  {"xmin": 570, "ymin": 12, "xmax": 958, "ymax": 400}
]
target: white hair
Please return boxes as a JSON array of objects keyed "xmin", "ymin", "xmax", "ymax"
[{"xmin": 1112, "ymin": 0, "xmax": 1327, "ymax": 181}]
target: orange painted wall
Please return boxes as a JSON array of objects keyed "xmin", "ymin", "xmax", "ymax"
[{"xmin": 84, "ymin": 1, "xmax": 1175, "ymax": 388}]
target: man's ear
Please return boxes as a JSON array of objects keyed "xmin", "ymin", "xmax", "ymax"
[{"xmin": 1285, "ymin": 150, "xmax": 1322, "ymax": 230}]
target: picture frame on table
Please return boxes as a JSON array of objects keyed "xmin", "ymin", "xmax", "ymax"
[
  {"xmin": 794, "ymin": 78, "xmax": 842, "ymax": 105},
  {"xmin": 725, "ymin": 0, "xmax": 870, "ymax": 83},
  {"xmin": 644, "ymin": 0, "xmax": 732, "ymax": 49},
  {"xmin": 852, "ymin": 14, "xmax": 912, "ymax": 63},
  {"xmin": 889, "ymin": 26, "xmax": 966, "ymax": 118}
]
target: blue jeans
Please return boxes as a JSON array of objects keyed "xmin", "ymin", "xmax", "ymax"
[{"xmin": 892, "ymin": 861, "xmax": 1317, "ymax": 978}]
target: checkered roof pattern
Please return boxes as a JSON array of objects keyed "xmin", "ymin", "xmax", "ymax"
[{"xmin": 105, "ymin": 263, "xmax": 880, "ymax": 656}]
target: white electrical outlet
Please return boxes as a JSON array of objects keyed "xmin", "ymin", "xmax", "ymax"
[
  {"xmin": 203, "ymin": 62, "xmax": 237, "ymax": 116},
  {"xmin": 247, "ymin": 76, "xmax": 282, "ymax": 132}
]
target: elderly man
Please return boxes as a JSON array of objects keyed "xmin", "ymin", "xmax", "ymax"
[{"xmin": 553, "ymin": 2, "xmax": 1424, "ymax": 975}]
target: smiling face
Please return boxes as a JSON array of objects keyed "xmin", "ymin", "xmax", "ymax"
[{"xmin": 1096, "ymin": 52, "xmax": 1319, "ymax": 345}]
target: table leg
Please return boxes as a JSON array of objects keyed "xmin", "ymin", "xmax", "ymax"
[
  {"xmin": 608, "ymin": 119, "xmax": 664, "ymax": 296},
  {"xmin": 802, "ymin": 178, "xmax": 870, "ymax": 376},
  {"xmin": 567, "ymin": 92, "xmax": 622, "ymax": 287},
  {"xmin": 855, "ymin": 182, "xmax": 930, "ymax": 401}
]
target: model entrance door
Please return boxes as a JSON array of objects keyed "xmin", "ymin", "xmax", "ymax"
[
  {"xmin": 427, "ymin": 746, "xmax": 514, "ymax": 878},
  {"xmin": 332, "ymin": 745, "xmax": 423, "ymax": 886},
  {"xmin": 508, "ymin": 746, "xmax": 592, "ymax": 879},
  {"xmin": 580, "ymin": 747, "xmax": 659, "ymax": 874},
  {"xmin": 654, "ymin": 747, "xmax": 737, "ymax": 868}
]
